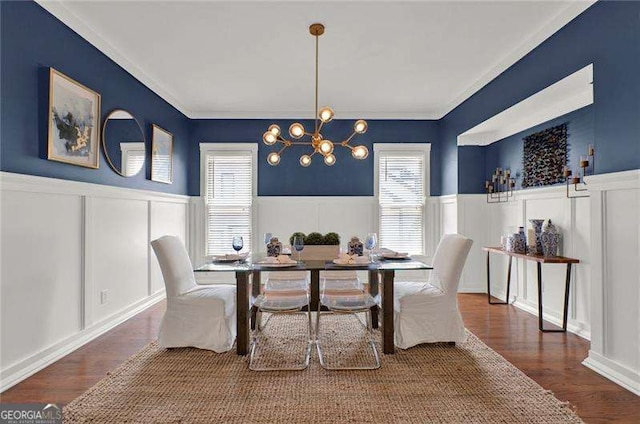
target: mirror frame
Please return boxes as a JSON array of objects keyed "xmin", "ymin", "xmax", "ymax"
[{"xmin": 101, "ymin": 109, "xmax": 146, "ymax": 177}]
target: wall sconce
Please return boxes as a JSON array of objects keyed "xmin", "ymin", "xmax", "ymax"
[
  {"xmin": 485, "ymin": 168, "xmax": 516, "ymax": 203},
  {"xmin": 564, "ymin": 144, "xmax": 595, "ymax": 198}
]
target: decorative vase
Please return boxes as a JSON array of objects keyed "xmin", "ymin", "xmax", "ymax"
[
  {"xmin": 528, "ymin": 219, "xmax": 545, "ymax": 255},
  {"xmin": 266, "ymin": 237, "xmax": 282, "ymax": 257},
  {"xmin": 348, "ymin": 237, "xmax": 364, "ymax": 256},
  {"xmin": 541, "ymin": 220, "xmax": 560, "ymax": 257}
]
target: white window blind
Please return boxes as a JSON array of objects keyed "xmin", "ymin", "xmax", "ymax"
[
  {"xmin": 205, "ymin": 152, "xmax": 253, "ymax": 255},
  {"xmin": 378, "ymin": 152, "xmax": 426, "ymax": 254},
  {"xmin": 120, "ymin": 142, "xmax": 145, "ymax": 177}
]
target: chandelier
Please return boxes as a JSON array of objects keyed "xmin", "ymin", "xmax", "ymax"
[{"xmin": 262, "ymin": 23, "xmax": 369, "ymax": 167}]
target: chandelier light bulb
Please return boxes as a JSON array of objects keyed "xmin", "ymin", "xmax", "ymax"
[
  {"xmin": 319, "ymin": 106, "xmax": 334, "ymax": 123},
  {"xmin": 354, "ymin": 119, "xmax": 368, "ymax": 134},
  {"xmin": 268, "ymin": 124, "xmax": 281, "ymax": 137},
  {"xmin": 267, "ymin": 152, "xmax": 281, "ymax": 166},
  {"xmin": 324, "ymin": 154, "xmax": 336, "ymax": 166},
  {"xmin": 299, "ymin": 154, "xmax": 312, "ymax": 167},
  {"xmin": 263, "ymin": 131, "xmax": 277, "ymax": 145},
  {"xmin": 289, "ymin": 123, "xmax": 305, "ymax": 139},
  {"xmin": 319, "ymin": 140, "xmax": 334, "ymax": 155},
  {"xmin": 352, "ymin": 145, "xmax": 369, "ymax": 160}
]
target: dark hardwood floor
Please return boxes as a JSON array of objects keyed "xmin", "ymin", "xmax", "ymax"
[{"xmin": 2, "ymin": 294, "xmax": 638, "ymax": 423}]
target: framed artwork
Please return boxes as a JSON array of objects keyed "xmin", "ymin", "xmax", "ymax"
[
  {"xmin": 151, "ymin": 124, "xmax": 173, "ymax": 184},
  {"xmin": 522, "ymin": 123, "xmax": 567, "ymax": 188},
  {"xmin": 47, "ymin": 68, "xmax": 101, "ymax": 168}
]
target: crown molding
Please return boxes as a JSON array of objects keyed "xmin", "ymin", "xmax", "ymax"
[
  {"xmin": 187, "ymin": 110, "xmax": 439, "ymax": 120},
  {"xmin": 440, "ymin": 0, "xmax": 596, "ymax": 119},
  {"xmin": 35, "ymin": 0, "xmax": 191, "ymax": 118}
]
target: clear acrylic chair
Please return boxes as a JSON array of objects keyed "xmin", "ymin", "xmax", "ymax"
[
  {"xmin": 316, "ymin": 270, "xmax": 381, "ymax": 370},
  {"xmin": 249, "ymin": 271, "xmax": 313, "ymax": 371}
]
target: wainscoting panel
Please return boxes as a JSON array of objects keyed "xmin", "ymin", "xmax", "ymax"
[
  {"xmin": 582, "ymin": 170, "xmax": 639, "ymax": 395},
  {"xmin": 602, "ymin": 188, "xmax": 638, "ymax": 377},
  {"xmin": 91, "ymin": 197, "xmax": 150, "ymax": 324},
  {"xmin": 149, "ymin": 201, "xmax": 189, "ymax": 294},
  {"xmin": 0, "ymin": 172, "xmax": 188, "ymax": 391},
  {"xmin": 0, "ymin": 190, "xmax": 84, "ymax": 371}
]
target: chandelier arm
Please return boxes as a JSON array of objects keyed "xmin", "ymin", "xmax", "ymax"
[
  {"xmin": 341, "ymin": 131, "xmax": 358, "ymax": 146},
  {"xmin": 317, "ymin": 120, "xmax": 325, "ymax": 134},
  {"xmin": 289, "ymin": 141, "xmax": 314, "ymax": 145},
  {"xmin": 277, "ymin": 145, "xmax": 289, "ymax": 155}
]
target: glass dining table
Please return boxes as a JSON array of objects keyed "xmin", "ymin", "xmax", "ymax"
[{"xmin": 195, "ymin": 255, "xmax": 432, "ymax": 355}]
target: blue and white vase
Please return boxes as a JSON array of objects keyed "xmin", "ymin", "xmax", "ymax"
[
  {"xmin": 529, "ymin": 219, "xmax": 545, "ymax": 255},
  {"xmin": 348, "ymin": 237, "xmax": 364, "ymax": 256},
  {"xmin": 541, "ymin": 220, "xmax": 560, "ymax": 257},
  {"xmin": 267, "ymin": 237, "xmax": 282, "ymax": 257}
]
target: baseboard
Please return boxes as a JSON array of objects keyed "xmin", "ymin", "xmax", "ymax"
[
  {"xmin": 0, "ymin": 291, "xmax": 166, "ymax": 392},
  {"xmin": 583, "ymin": 351, "xmax": 640, "ymax": 396},
  {"xmin": 513, "ymin": 298, "xmax": 590, "ymax": 340}
]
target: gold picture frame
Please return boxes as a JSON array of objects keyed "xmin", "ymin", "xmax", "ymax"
[
  {"xmin": 151, "ymin": 124, "xmax": 173, "ymax": 184},
  {"xmin": 47, "ymin": 68, "xmax": 101, "ymax": 168}
]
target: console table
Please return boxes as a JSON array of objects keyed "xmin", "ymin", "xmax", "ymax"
[{"xmin": 483, "ymin": 247, "xmax": 580, "ymax": 332}]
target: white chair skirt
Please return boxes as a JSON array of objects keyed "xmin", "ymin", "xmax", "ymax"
[
  {"xmin": 393, "ymin": 281, "xmax": 466, "ymax": 349},
  {"xmin": 159, "ymin": 285, "xmax": 236, "ymax": 353}
]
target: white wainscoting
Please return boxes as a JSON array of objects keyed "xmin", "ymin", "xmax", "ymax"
[
  {"xmin": 582, "ymin": 170, "xmax": 639, "ymax": 395},
  {"xmin": 0, "ymin": 172, "xmax": 188, "ymax": 391}
]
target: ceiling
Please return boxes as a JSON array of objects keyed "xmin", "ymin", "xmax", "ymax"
[{"xmin": 37, "ymin": 1, "xmax": 595, "ymax": 119}]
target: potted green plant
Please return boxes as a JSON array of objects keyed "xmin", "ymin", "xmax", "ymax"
[{"xmin": 288, "ymin": 231, "xmax": 341, "ymax": 259}]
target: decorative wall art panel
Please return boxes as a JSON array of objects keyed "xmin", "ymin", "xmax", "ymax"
[
  {"xmin": 522, "ymin": 123, "xmax": 567, "ymax": 188},
  {"xmin": 47, "ymin": 68, "xmax": 101, "ymax": 169},
  {"xmin": 151, "ymin": 124, "xmax": 173, "ymax": 184}
]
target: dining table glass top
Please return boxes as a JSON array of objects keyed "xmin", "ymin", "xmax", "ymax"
[{"xmin": 194, "ymin": 254, "xmax": 432, "ymax": 272}]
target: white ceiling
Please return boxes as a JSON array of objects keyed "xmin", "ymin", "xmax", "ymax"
[{"xmin": 37, "ymin": 0, "xmax": 595, "ymax": 119}]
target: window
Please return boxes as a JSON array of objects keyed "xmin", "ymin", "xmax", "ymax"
[
  {"xmin": 201, "ymin": 144, "xmax": 257, "ymax": 255},
  {"xmin": 120, "ymin": 142, "xmax": 145, "ymax": 177},
  {"xmin": 375, "ymin": 144, "xmax": 430, "ymax": 255}
]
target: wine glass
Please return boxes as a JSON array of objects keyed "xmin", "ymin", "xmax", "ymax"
[
  {"xmin": 365, "ymin": 232, "xmax": 377, "ymax": 262},
  {"xmin": 232, "ymin": 236, "xmax": 243, "ymax": 264},
  {"xmin": 293, "ymin": 235, "xmax": 304, "ymax": 263}
]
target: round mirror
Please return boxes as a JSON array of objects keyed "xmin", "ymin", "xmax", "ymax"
[{"xmin": 102, "ymin": 109, "xmax": 146, "ymax": 177}]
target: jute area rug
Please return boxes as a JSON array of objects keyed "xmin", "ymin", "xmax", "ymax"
[{"xmin": 64, "ymin": 314, "xmax": 582, "ymax": 423}]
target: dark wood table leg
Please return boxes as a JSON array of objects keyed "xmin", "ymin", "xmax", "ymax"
[
  {"xmin": 488, "ymin": 252, "xmax": 511, "ymax": 304},
  {"xmin": 236, "ymin": 271, "xmax": 250, "ymax": 355},
  {"xmin": 538, "ymin": 262, "xmax": 569, "ymax": 332},
  {"xmin": 250, "ymin": 271, "xmax": 261, "ymax": 331},
  {"xmin": 310, "ymin": 269, "xmax": 320, "ymax": 311},
  {"xmin": 562, "ymin": 264, "xmax": 572, "ymax": 331},
  {"xmin": 381, "ymin": 270, "xmax": 395, "ymax": 354},
  {"xmin": 368, "ymin": 269, "xmax": 379, "ymax": 329}
]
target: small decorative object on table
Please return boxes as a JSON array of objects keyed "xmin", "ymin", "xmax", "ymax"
[
  {"xmin": 267, "ymin": 237, "xmax": 282, "ymax": 257},
  {"xmin": 528, "ymin": 219, "xmax": 545, "ymax": 254},
  {"xmin": 348, "ymin": 236, "xmax": 364, "ymax": 256},
  {"xmin": 506, "ymin": 228, "xmax": 526, "ymax": 254},
  {"xmin": 541, "ymin": 220, "xmax": 560, "ymax": 257}
]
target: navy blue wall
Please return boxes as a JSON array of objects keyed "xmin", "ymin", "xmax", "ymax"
[
  {"xmin": 190, "ymin": 119, "xmax": 441, "ymax": 197},
  {"xmin": 481, "ymin": 105, "xmax": 594, "ymax": 191},
  {"xmin": 445, "ymin": 0, "xmax": 640, "ymax": 195},
  {"xmin": 0, "ymin": 1, "xmax": 190, "ymax": 194}
]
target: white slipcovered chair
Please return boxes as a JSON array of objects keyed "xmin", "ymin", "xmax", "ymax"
[
  {"xmin": 394, "ymin": 233, "xmax": 473, "ymax": 349},
  {"xmin": 151, "ymin": 235, "xmax": 236, "ymax": 353}
]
